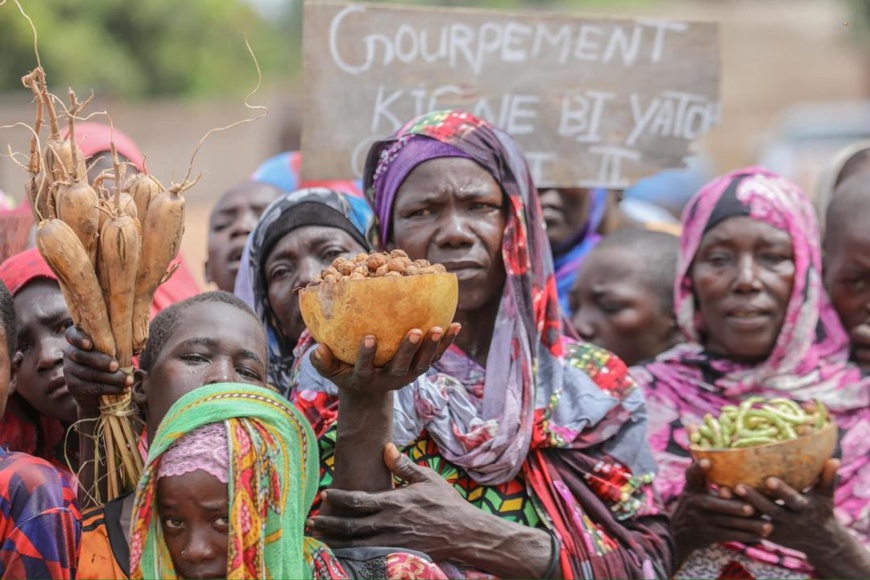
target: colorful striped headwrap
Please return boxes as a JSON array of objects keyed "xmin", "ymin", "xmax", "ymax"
[{"xmin": 130, "ymin": 383, "xmax": 324, "ymax": 580}]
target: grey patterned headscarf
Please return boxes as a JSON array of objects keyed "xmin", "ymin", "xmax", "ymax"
[{"xmin": 234, "ymin": 188, "xmax": 374, "ymax": 395}]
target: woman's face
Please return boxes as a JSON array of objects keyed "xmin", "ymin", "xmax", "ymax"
[
  {"xmin": 158, "ymin": 470, "xmax": 229, "ymax": 580},
  {"xmin": 538, "ymin": 188, "xmax": 592, "ymax": 250},
  {"xmin": 691, "ymin": 216, "xmax": 795, "ymax": 362},
  {"xmin": 264, "ymin": 226, "xmax": 366, "ymax": 345},
  {"xmin": 392, "ymin": 157, "xmax": 507, "ymax": 313}
]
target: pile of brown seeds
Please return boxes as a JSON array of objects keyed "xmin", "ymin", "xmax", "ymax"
[{"xmin": 310, "ymin": 250, "xmax": 447, "ymax": 284}]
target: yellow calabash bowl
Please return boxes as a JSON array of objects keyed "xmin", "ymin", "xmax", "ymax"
[
  {"xmin": 689, "ymin": 421, "xmax": 838, "ymax": 491},
  {"xmin": 298, "ymin": 273, "xmax": 459, "ymax": 366}
]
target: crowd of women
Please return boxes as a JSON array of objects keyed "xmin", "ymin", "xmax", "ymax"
[{"xmin": 0, "ymin": 110, "xmax": 867, "ymax": 579}]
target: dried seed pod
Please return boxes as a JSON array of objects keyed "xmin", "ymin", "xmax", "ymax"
[
  {"xmin": 44, "ymin": 137, "xmax": 87, "ymax": 184},
  {"xmin": 385, "ymin": 271, "xmax": 402, "ymax": 277},
  {"xmin": 99, "ymin": 214, "xmax": 141, "ymax": 367},
  {"xmin": 354, "ymin": 253, "xmax": 369, "ymax": 263},
  {"xmin": 349, "ymin": 272, "xmax": 366, "ymax": 280},
  {"xmin": 414, "ymin": 259, "xmax": 429, "ymax": 268},
  {"xmin": 56, "ymin": 180, "xmax": 100, "ymax": 266},
  {"xmin": 390, "ymin": 249, "xmax": 408, "ymax": 259},
  {"xmin": 433, "ymin": 264, "xmax": 447, "ymax": 273},
  {"xmin": 124, "ymin": 173, "xmax": 162, "ymax": 220},
  {"xmin": 36, "ymin": 219, "xmax": 115, "ymax": 356},
  {"xmin": 352, "ymin": 265, "xmax": 369, "ymax": 276},
  {"xmin": 405, "ymin": 265, "xmax": 421, "ymax": 276},
  {"xmin": 132, "ymin": 185, "xmax": 185, "ymax": 354},
  {"xmin": 98, "ymin": 193, "xmax": 137, "ymax": 233},
  {"xmin": 387, "ymin": 258, "xmax": 406, "ymax": 273},
  {"xmin": 27, "ymin": 172, "xmax": 55, "ymax": 221},
  {"xmin": 324, "ymin": 266, "xmax": 340, "ymax": 278},
  {"xmin": 375, "ymin": 264, "xmax": 390, "ymax": 277},
  {"xmin": 323, "ymin": 273, "xmax": 338, "ymax": 283}
]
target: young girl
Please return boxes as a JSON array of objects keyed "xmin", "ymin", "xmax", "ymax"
[{"xmin": 130, "ymin": 383, "xmax": 446, "ymax": 579}]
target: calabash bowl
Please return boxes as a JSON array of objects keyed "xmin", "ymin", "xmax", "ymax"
[
  {"xmin": 299, "ymin": 273, "xmax": 459, "ymax": 366},
  {"xmin": 690, "ymin": 421, "xmax": 838, "ymax": 491}
]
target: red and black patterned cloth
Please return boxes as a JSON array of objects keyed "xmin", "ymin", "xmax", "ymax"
[{"xmin": 0, "ymin": 449, "xmax": 81, "ymax": 578}]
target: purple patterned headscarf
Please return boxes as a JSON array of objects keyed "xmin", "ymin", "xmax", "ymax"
[
  {"xmin": 294, "ymin": 111, "xmax": 672, "ymax": 579},
  {"xmin": 631, "ymin": 167, "xmax": 870, "ymax": 576},
  {"xmin": 369, "ymin": 136, "xmax": 471, "ymax": 243}
]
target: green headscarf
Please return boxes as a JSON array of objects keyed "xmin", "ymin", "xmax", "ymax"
[{"xmin": 129, "ymin": 383, "xmax": 320, "ymax": 579}]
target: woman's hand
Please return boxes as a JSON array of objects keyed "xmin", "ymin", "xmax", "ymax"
[
  {"xmin": 309, "ymin": 441, "xmax": 478, "ymax": 559},
  {"xmin": 63, "ymin": 325, "xmax": 132, "ymax": 417},
  {"xmin": 311, "ymin": 323, "xmax": 460, "ymax": 396},
  {"xmin": 309, "ymin": 443, "xmax": 555, "ymax": 577},
  {"xmin": 735, "ymin": 459, "xmax": 870, "ymax": 578},
  {"xmin": 672, "ymin": 461, "xmax": 772, "ymax": 563},
  {"xmin": 735, "ymin": 459, "xmax": 839, "ymax": 555}
]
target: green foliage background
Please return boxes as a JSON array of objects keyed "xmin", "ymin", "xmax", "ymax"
[
  {"xmin": 0, "ymin": 0, "xmax": 292, "ymax": 99},
  {"xmin": 1, "ymin": 0, "xmax": 865, "ymax": 99}
]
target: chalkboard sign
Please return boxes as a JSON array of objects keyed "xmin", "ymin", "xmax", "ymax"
[{"xmin": 302, "ymin": 1, "xmax": 720, "ymax": 188}]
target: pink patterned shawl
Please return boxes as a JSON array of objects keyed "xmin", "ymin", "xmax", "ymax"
[{"xmin": 631, "ymin": 167, "xmax": 870, "ymax": 574}]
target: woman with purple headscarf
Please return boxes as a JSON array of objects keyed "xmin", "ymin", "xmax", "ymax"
[
  {"xmin": 632, "ymin": 167, "xmax": 870, "ymax": 578},
  {"xmin": 294, "ymin": 110, "xmax": 673, "ymax": 579}
]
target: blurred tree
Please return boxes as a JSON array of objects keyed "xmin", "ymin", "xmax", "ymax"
[
  {"xmin": 0, "ymin": 0, "xmax": 291, "ymax": 99},
  {"xmin": 847, "ymin": 0, "xmax": 870, "ymax": 41}
]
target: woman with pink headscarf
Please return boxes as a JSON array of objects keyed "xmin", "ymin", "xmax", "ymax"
[{"xmin": 631, "ymin": 167, "xmax": 870, "ymax": 578}]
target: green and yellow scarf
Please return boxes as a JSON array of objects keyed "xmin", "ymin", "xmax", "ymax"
[{"xmin": 130, "ymin": 383, "xmax": 329, "ymax": 579}]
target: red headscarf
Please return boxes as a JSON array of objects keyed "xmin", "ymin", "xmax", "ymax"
[
  {"xmin": 0, "ymin": 206, "xmax": 35, "ymax": 265},
  {"xmin": 0, "ymin": 247, "xmax": 56, "ymax": 296}
]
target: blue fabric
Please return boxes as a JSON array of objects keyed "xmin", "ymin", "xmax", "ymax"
[{"xmin": 252, "ymin": 151, "xmax": 364, "ymax": 196}]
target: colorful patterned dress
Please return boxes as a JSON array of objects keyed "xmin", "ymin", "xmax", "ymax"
[
  {"xmin": 292, "ymin": 110, "xmax": 674, "ymax": 579},
  {"xmin": 0, "ymin": 449, "xmax": 81, "ymax": 579},
  {"xmin": 632, "ymin": 168, "xmax": 870, "ymax": 579}
]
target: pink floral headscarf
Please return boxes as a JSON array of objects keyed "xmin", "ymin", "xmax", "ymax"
[{"xmin": 632, "ymin": 167, "xmax": 870, "ymax": 575}]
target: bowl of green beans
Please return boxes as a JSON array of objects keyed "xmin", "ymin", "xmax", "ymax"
[{"xmin": 689, "ymin": 398, "xmax": 837, "ymax": 491}]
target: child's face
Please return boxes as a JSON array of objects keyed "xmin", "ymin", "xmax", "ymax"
[
  {"xmin": 571, "ymin": 248, "xmax": 676, "ymax": 366},
  {"xmin": 205, "ymin": 183, "xmax": 281, "ymax": 293},
  {"xmin": 157, "ymin": 470, "xmax": 229, "ymax": 579},
  {"xmin": 137, "ymin": 302, "xmax": 268, "ymax": 443},
  {"xmin": 824, "ymin": 222, "xmax": 870, "ymax": 370},
  {"xmin": 13, "ymin": 280, "xmax": 77, "ymax": 424}
]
